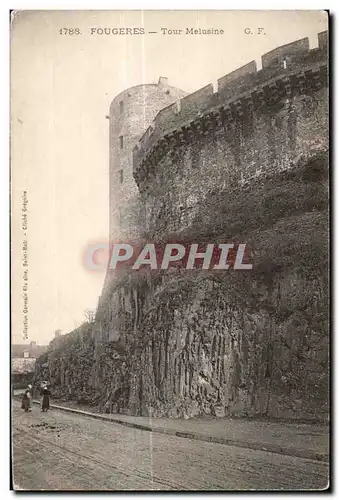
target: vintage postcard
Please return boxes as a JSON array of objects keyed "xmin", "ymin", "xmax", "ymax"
[{"xmin": 11, "ymin": 10, "xmax": 329, "ymax": 491}]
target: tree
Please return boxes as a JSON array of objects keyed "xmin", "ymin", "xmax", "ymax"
[{"xmin": 84, "ymin": 309, "xmax": 95, "ymax": 324}]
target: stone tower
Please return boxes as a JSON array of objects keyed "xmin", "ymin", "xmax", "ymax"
[
  {"xmin": 97, "ymin": 78, "xmax": 187, "ymax": 314},
  {"xmin": 108, "ymin": 77, "xmax": 187, "ymax": 243}
]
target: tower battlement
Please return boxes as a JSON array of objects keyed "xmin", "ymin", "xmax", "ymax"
[{"xmin": 133, "ymin": 31, "xmax": 328, "ymax": 188}]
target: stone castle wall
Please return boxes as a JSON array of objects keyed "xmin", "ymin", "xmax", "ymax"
[{"xmin": 134, "ymin": 32, "xmax": 327, "ymax": 199}]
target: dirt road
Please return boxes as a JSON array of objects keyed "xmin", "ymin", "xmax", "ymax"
[{"xmin": 12, "ymin": 400, "xmax": 329, "ymax": 491}]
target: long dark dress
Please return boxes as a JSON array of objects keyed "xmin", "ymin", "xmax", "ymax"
[
  {"xmin": 41, "ymin": 388, "xmax": 51, "ymax": 411},
  {"xmin": 21, "ymin": 390, "xmax": 31, "ymax": 411}
]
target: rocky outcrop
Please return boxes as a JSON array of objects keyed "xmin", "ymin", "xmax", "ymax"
[
  {"xmin": 34, "ymin": 324, "xmax": 131, "ymax": 412},
  {"xmin": 36, "ymin": 153, "xmax": 328, "ymax": 421},
  {"xmin": 99, "ymin": 153, "xmax": 328, "ymax": 421}
]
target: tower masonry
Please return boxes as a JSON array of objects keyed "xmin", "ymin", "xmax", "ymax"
[{"xmin": 108, "ymin": 77, "xmax": 187, "ymax": 243}]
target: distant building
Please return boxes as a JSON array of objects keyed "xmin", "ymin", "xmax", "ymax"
[
  {"xmin": 12, "ymin": 340, "xmax": 48, "ymax": 388},
  {"xmin": 12, "ymin": 341, "xmax": 48, "ymax": 360}
]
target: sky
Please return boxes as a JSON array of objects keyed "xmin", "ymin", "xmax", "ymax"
[{"xmin": 11, "ymin": 10, "xmax": 328, "ymax": 345}]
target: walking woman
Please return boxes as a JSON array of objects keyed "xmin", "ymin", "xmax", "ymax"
[
  {"xmin": 41, "ymin": 384, "xmax": 51, "ymax": 412},
  {"xmin": 21, "ymin": 385, "xmax": 32, "ymax": 412}
]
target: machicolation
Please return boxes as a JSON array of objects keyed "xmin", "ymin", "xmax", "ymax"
[{"xmin": 133, "ymin": 31, "xmax": 328, "ymax": 189}]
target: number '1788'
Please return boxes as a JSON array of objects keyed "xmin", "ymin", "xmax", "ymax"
[{"xmin": 59, "ymin": 28, "xmax": 82, "ymax": 35}]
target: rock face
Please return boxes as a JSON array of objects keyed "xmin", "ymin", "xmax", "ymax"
[{"xmin": 35, "ymin": 32, "xmax": 329, "ymax": 421}]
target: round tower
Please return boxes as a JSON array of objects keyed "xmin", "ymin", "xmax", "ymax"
[{"xmin": 108, "ymin": 77, "xmax": 187, "ymax": 243}]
